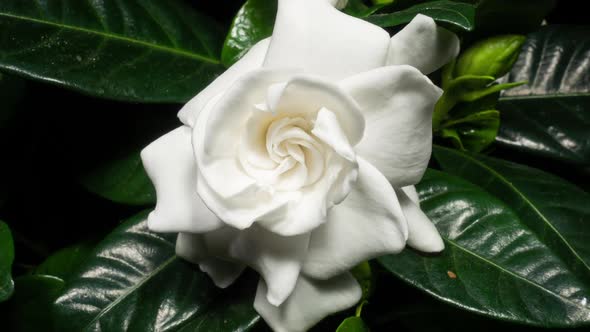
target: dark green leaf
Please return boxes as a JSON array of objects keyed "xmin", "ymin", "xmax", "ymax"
[
  {"xmin": 0, "ymin": 0, "xmax": 225, "ymax": 103},
  {"xmin": 54, "ymin": 211, "xmax": 260, "ymax": 332},
  {"xmin": 221, "ymin": 0, "xmax": 277, "ymax": 67},
  {"xmin": 343, "ymin": 0, "xmax": 386, "ymax": 18},
  {"xmin": 34, "ymin": 243, "xmax": 93, "ymax": 282},
  {"xmin": 497, "ymin": 26, "xmax": 590, "ymax": 166},
  {"xmin": 79, "ymin": 152, "xmax": 156, "ymax": 206},
  {"xmin": 4, "ymin": 275, "xmax": 65, "ymax": 332},
  {"xmin": 336, "ymin": 316, "xmax": 369, "ymax": 332},
  {"xmin": 366, "ymin": 1, "xmax": 475, "ymax": 32},
  {"xmin": 0, "ymin": 73, "xmax": 25, "ymax": 127},
  {"xmin": 433, "ymin": 145, "xmax": 590, "ymax": 282},
  {"xmin": 473, "ymin": 0, "xmax": 555, "ymax": 37},
  {"xmin": 380, "ymin": 168, "xmax": 590, "ymax": 327},
  {"xmin": 0, "ymin": 220, "xmax": 14, "ymax": 302}
]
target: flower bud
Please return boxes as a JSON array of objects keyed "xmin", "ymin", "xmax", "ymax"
[{"xmin": 455, "ymin": 35, "xmax": 525, "ymax": 78}]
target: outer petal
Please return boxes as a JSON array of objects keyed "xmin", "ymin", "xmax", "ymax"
[
  {"xmin": 387, "ymin": 14, "xmax": 460, "ymax": 74},
  {"xmin": 229, "ymin": 225, "xmax": 310, "ymax": 306},
  {"xmin": 176, "ymin": 232, "xmax": 245, "ymax": 288},
  {"xmin": 397, "ymin": 186, "xmax": 444, "ymax": 252},
  {"xmin": 178, "ymin": 38, "xmax": 271, "ymax": 127},
  {"xmin": 254, "ymin": 273, "xmax": 361, "ymax": 332},
  {"xmin": 303, "ymin": 158, "xmax": 407, "ymax": 279},
  {"xmin": 264, "ymin": 0, "xmax": 390, "ymax": 79},
  {"xmin": 141, "ymin": 126, "xmax": 222, "ymax": 234},
  {"xmin": 339, "ymin": 65, "xmax": 443, "ymax": 187}
]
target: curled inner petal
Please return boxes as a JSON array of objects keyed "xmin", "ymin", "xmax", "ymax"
[{"xmin": 239, "ymin": 112, "xmax": 327, "ymax": 192}]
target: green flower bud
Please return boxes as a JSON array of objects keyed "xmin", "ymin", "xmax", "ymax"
[{"xmin": 455, "ymin": 35, "xmax": 526, "ymax": 78}]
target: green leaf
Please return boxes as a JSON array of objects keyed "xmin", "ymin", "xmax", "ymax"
[
  {"xmin": 366, "ymin": 1, "xmax": 476, "ymax": 32},
  {"xmin": 221, "ymin": 0, "xmax": 277, "ymax": 67},
  {"xmin": 54, "ymin": 211, "xmax": 260, "ymax": 332},
  {"xmin": 497, "ymin": 26, "xmax": 590, "ymax": 166},
  {"xmin": 336, "ymin": 316, "xmax": 369, "ymax": 332},
  {"xmin": 0, "ymin": 73, "xmax": 25, "ymax": 128},
  {"xmin": 79, "ymin": 152, "xmax": 155, "ymax": 206},
  {"xmin": 379, "ymin": 168, "xmax": 590, "ymax": 327},
  {"xmin": 0, "ymin": 1, "xmax": 225, "ymax": 103},
  {"xmin": 433, "ymin": 145, "xmax": 590, "ymax": 281},
  {"xmin": 473, "ymin": 0, "xmax": 555, "ymax": 37},
  {"xmin": 3, "ymin": 275, "xmax": 65, "ymax": 332},
  {"xmin": 432, "ymin": 74, "xmax": 523, "ymax": 129},
  {"xmin": 440, "ymin": 110, "xmax": 499, "ymax": 152},
  {"xmin": 34, "ymin": 243, "xmax": 93, "ymax": 282},
  {"xmin": 343, "ymin": 0, "xmax": 386, "ymax": 18},
  {"xmin": 0, "ymin": 221, "xmax": 14, "ymax": 302}
]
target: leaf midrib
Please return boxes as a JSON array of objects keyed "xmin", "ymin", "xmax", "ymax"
[
  {"xmin": 0, "ymin": 12, "xmax": 220, "ymax": 65},
  {"xmin": 436, "ymin": 146, "xmax": 590, "ymax": 275},
  {"xmin": 83, "ymin": 255, "xmax": 178, "ymax": 330}
]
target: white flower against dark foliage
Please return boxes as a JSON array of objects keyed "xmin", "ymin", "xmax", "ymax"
[{"xmin": 141, "ymin": 0, "xmax": 459, "ymax": 331}]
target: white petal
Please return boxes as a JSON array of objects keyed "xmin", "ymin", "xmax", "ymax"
[
  {"xmin": 387, "ymin": 14, "xmax": 460, "ymax": 74},
  {"xmin": 325, "ymin": 0, "xmax": 348, "ymax": 9},
  {"xmin": 260, "ymin": 154, "xmax": 357, "ymax": 236},
  {"xmin": 397, "ymin": 186, "xmax": 444, "ymax": 252},
  {"xmin": 178, "ymin": 38, "xmax": 271, "ymax": 127},
  {"xmin": 196, "ymin": 168, "xmax": 294, "ymax": 230},
  {"xmin": 254, "ymin": 273, "xmax": 361, "ymax": 332},
  {"xmin": 268, "ymin": 75, "xmax": 365, "ymax": 146},
  {"xmin": 196, "ymin": 69, "xmax": 298, "ymax": 161},
  {"xmin": 176, "ymin": 232, "xmax": 245, "ymax": 288},
  {"xmin": 264, "ymin": 0, "xmax": 390, "ymax": 79},
  {"xmin": 340, "ymin": 65, "xmax": 442, "ymax": 187},
  {"xmin": 229, "ymin": 225, "xmax": 310, "ymax": 306},
  {"xmin": 303, "ymin": 158, "xmax": 407, "ymax": 279},
  {"xmin": 311, "ymin": 108, "xmax": 356, "ymax": 162},
  {"xmin": 192, "ymin": 69, "xmax": 300, "ymax": 230},
  {"xmin": 140, "ymin": 126, "xmax": 222, "ymax": 234}
]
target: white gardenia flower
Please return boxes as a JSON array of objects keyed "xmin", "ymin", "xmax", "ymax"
[{"xmin": 141, "ymin": 0, "xmax": 459, "ymax": 331}]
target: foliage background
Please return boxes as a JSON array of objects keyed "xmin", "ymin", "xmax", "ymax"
[{"xmin": 0, "ymin": 1, "xmax": 589, "ymax": 331}]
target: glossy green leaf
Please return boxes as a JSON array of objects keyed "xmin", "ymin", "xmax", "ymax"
[
  {"xmin": 433, "ymin": 145, "xmax": 590, "ymax": 281},
  {"xmin": 0, "ymin": 73, "xmax": 25, "ymax": 128},
  {"xmin": 4, "ymin": 275, "xmax": 65, "ymax": 332},
  {"xmin": 221, "ymin": 0, "xmax": 277, "ymax": 67},
  {"xmin": 497, "ymin": 26, "xmax": 590, "ymax": 166},
  {"xmin": 366, "ymin": 1, "xmax": 475, "ymax": 32},
  {"xmin": 34, "ymin": 243, "xmax": 93, "ymax": 282},
  {"xmin": 0, "ymin": 220, "xmax": 14, "ymax": 302},
  {"xmin": 54, "ymin": 211, "xmax": 260, "ymax": 332},
  {"xmin": 80, "ymin": 152, "xmax": 155, "ymax": 206},
  {"xmin": 0, "ymin": 0, "xmax": 224, "ymax": 103},
  {"xmin": 380, "ymin": 168, "xmax": 590, "ymax": 327},
  {"xmin": 336, "ymin": 316, "xmax": 369, "ymax": 332}
]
